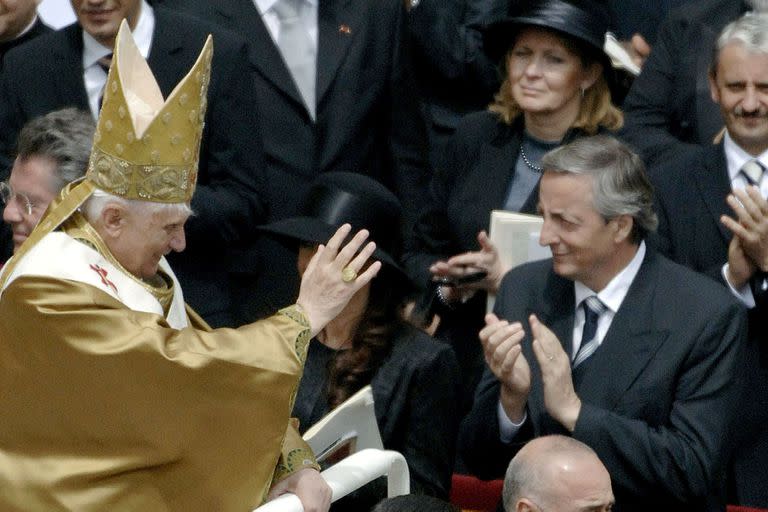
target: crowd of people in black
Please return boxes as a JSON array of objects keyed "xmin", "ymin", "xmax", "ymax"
[{"xmin": 1, "ymin": 0, "xmax": 767, "ymax": 510}]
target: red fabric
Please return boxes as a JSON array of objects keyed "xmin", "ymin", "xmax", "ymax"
[
  {"xmin": 450, "ymin": 474, "xmax": 503, "ymax": 512},
  {"xmin": 727, "ymin": 507, "xmax": 768, "ymax": 512}
]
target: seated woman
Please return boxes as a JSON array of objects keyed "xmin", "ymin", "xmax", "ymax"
[
  {"xmin": 404, "ymin": 0, "xmax": 623, "ymax": 413},
  {"xmin": 262, "ymin": 172, "xmax": 461, "ymax": 509}
]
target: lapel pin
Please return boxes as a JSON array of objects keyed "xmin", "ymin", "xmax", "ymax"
[{"xmin": 339, "ymin": 24, "xmax": 351, "ymax": 35}]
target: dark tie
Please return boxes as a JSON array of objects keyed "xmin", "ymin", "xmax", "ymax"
[
  {"xmin": 573, "ymin": 296, "xmax": 606, "ymax": 368},
  {"xmin": 741, "ymin": 160, "xmax": 765, "ymax": 186},
  {"xmin": 97, "ymin": 53, "xmax": 113, "ymax": 112}
]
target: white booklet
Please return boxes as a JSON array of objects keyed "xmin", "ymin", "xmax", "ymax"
[
  {"xmin": 488, "ymin": 210, "xmax": 551, "ymax": 311},
  {"xmin": 303, "ymin": 385, "xmax": 383, "ymax": 468}
]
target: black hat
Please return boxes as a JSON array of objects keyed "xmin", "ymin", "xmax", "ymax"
[
  {"xmin": 260, "ymin": 172, "xmax": 404, "ymax": 273},
  {"xmin": 484, "ymin": 0, "xmax": 611, "ymax": 64}
]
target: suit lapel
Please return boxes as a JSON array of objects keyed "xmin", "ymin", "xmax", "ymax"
[
  {"xmin": 54, "ymin": 26, "xmax": 90, "ymax": 109},
  {"xmin": 316, "ymin": 0, "xmax": 357, "ymax": 106},
  {"xmin": 146, "ymin": 10, "xmax": 185, "ymax": 95},
  {"xmin": 694, "ymin": 143, "xmax": 732, "ymax": 244},
  {"xmin": 573, "ymin": 251, "xmax": 669, "ymax": 406},
  {"xmin": 527, "ymin": 272, "xmax": 574, "ymax": 435}
]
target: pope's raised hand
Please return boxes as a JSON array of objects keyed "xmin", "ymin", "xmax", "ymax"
[{"xmin": 296, "ymin": 224, "xmax": 381, "ymax": 336}]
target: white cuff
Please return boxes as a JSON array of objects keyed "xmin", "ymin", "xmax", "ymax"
[
  {"xmin": 497, "ymin": 400, "xmax": 527, "ymax": 443},
  {"xmin": 722, "ymin": 263, "xmax": 756, "ymax": 308}
]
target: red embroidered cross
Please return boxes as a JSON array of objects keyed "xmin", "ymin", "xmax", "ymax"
[{"xmin": 89, "ymin": 264, "xmax": 118, "ymax": 294}]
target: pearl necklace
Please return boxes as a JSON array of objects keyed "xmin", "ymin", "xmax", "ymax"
[{"xmin": 519, "ymin": 144, "xmax": 543, "ymax": 173}]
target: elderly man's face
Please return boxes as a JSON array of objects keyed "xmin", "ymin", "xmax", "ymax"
[
  {"xmin": 710, "ymin": 43, "xmax": 768, "ymax": 156},
  {"xmin": 537, "ymin": 171, "xmax": 626, "ymax": 293},
  {"xmin": 0, "ymin": 0, "xmax": 38, "ymax": 43},
  {"xmin": 106, "ymin": 206, "xmax": 189, "ymax": 279},
  {"xmin": 70, "ymin": 0, "xmax": 142, "ymax": 48},
  {"xmin": 2, "ymin": 156, "xmax": 59, "ymax": 253}
]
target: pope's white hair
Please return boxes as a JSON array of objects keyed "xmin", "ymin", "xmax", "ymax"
[{"xmin": 82, "ymin": 188, "xmax": 193, "ymax": 223}]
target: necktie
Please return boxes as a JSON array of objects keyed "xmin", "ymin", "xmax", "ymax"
[
  {"xmin": 273, "ymin": 0, "xmax": 316, "ymax": 119},
  {"xmin": 97, "ymin": 53, "xmax": 113, "ymax": 112},
  {"xmin": 741, "ymin": 160, "xmax": 765, "ymax": 186},
  {"xmin": 573, "ymin": 296, "xmax": 606, "ymax": 368}
]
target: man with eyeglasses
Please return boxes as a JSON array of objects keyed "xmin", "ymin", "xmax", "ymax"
[{"xmin": 0, "ymin": 108, "xmax": 94, "ymax": 261}]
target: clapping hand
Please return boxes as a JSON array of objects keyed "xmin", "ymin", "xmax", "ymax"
[
  {"xmin": 722, "ymin": 186, "xmax": 768, "ymax": 273},
  {"xmin": 479, "ymin": 313, "xmax": 531, "ymax": 422},
  {"xmin": 530, "ymin": 315, "xmax": 581, "ymax": 432}
]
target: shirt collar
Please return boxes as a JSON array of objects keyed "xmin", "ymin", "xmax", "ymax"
[
  {"xmin": 255, "ymin": 0, "xmax": 318, "ymax": 15},
  {"xmin": 82, "ymin": 0, "xmax": 154, "ymax": 68},
  {"xmin": 574, "ymin": 241, "xmax": 646, "ymax": 313},
  {"xmin": 724, "ymin": 131, "xmax": 768, "ymax": 181}
]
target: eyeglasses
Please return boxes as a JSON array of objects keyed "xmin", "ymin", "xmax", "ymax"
[{"xmin": 0, "ymin": 180, "xmax": 35, "ymax": 216}]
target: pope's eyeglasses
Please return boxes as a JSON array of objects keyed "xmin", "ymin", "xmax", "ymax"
[{"xmin": 0, "ymin": 181, "xmax": 35, "ymax": 216}]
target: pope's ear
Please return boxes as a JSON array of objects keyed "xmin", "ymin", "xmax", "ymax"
[{"xmin": 100, "ymin": 203, "xmax": 127, "ymax": 238}]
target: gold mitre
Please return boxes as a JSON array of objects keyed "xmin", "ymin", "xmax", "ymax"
[{"xmin": 86, "ymin": 20, "xmax": 213, "ymax": 204}]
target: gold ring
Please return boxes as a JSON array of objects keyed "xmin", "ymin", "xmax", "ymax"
[{"xmin": 342, "ymin": 266, "xmax": 357, "ymax": 283}]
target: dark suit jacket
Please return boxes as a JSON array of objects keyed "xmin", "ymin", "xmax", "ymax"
[
  {"xmin": 155, "ymin": 0, "xmax": 431, "ymax": 322},
  {"xmin": 0, "ymin": 17, "xmax": 51, "ymax": 66},
  {"xmin": 459, "ymin": 250, "xmax": 747, "ymax": 511},
  {"xmin": 407, "ymin": 0, "xmax": 504, "ymax": 168},
  {"xmin": 620, "ymin": 0, "xmax": 748, "ymax": 171},
  {"xmin": 293, "ymin": 324, "xmax": 461, "ymax": 506},
  {"xmin": 651, "ymin": 143, "xmax": 768, "ymax": 507},
  {"xmin": 0, "ymin": 8, "xmax": 267, "ymax": 326}
]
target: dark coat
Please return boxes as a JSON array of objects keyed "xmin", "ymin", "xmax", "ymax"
[
  {"xmin": 293, "ymin": 324, "xmax": 461, "ymax": 507},
  {"xmin": 459, "ymin": 250, "xmax": 747, "ymax": 511},
  {"xmin": 651, "ymin": 142, "xmax": 768, "ymax": 507}
]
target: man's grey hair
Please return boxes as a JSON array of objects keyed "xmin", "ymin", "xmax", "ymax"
[
  {"xmin": 82, "ymin": 188, "xmax": 193, "ymax": 225},
  {"xmin": 502, "ymin": 435, "xmax": 600, "ymax": 511},
  {"xmin": 15, "ymin": 108, "xmax": 95, "ymax": 192},
  {"xmin": 541, "ymin": 135, "xmax": 657, "ymax": 243},
  {"xmin": 711, "ymin": 13, "xmax": 768, "ymax": 76}
]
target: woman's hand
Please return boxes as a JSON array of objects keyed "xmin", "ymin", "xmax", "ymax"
[{"xmin": 429, "ymin": 231, "xmax": 508, "ymax": 304}]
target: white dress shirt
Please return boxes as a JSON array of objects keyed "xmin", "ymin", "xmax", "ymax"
[
  {"xmin": 82, "ymin": 0, "xmax": 154, "ymax": 119},
  {"xmin": 498, "ymin": 242, "xmax": 647, "ymax": 442},
  {"xmin": 721, "ymin": 131, "xmax": 768, "ymax": 308}
]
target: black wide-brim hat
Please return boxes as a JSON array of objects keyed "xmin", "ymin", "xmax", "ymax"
[
  {"xmin": 484, "ymin": 0, "xmax": 612, "ymax": 70},
  {"xmin": 260, "ymin": 172, "xmax": 405, "ymax": 275}
]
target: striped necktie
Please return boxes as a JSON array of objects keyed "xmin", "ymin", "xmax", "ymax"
[
  {"xmin": 573, "ymin": 296, "xmax": 606, "ymax": 368},
  {"xmin": 741, "ymin": 160, "xmax": 765, "ymax": 186}
]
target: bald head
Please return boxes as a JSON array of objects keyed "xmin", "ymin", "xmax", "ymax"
[{"xmin": 503, "ymin": 436, "xmax": 614, "ymax": 512}]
